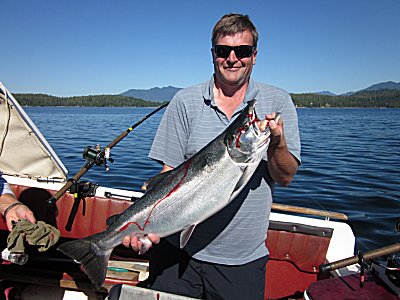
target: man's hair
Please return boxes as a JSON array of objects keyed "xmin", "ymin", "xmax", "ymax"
[{"xmin": 212, "ymin": 13, "xmax": 258, "ymax": 47}]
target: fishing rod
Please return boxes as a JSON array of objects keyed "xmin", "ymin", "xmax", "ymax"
[
  {"xmin": 47, "ymin": 102, "xmax": 169, "ymax": 207},
  {"xmin": 319, "ymin": 242, "xmax": 400, "ymax": 274}
]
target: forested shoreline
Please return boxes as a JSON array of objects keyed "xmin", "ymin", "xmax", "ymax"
[
  {"xmin": 15, "ymin": 94, "xmax": 164, "ymax": 107},
  {"xmin": 14, "ymin": 89, "xmax": 400, "ymax": 108},
  {"xmin": 291, "ymin": 89, "xmax": 400, "ymax": 108}
]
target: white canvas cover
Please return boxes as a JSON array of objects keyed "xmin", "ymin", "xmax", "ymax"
[{"xmin": 0, "ymin": 82, "xmax": 67, "ymax": 180}]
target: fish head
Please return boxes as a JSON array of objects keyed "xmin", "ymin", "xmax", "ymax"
[{"xmin": 224, "ymin": 100, "xmax": 273, "ymax": 164}]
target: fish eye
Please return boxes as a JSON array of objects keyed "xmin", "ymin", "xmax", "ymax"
[{"xmin": 243, "ymin": 123, "xmax": 249, "ymax": 130}]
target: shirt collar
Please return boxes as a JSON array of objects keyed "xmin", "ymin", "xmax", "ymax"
[{"xmin": 202, "ymin": 75, "xmax": 259, "ymax": 108}]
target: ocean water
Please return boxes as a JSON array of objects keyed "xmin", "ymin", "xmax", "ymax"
[{"xmin": 25, "ymin": 106, "xmax": 400, "ymax": 253}]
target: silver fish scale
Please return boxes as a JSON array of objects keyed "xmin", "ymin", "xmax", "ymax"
[{"xmin": 145, "ymin": 156, "xmax": 242, "ymax": 236}]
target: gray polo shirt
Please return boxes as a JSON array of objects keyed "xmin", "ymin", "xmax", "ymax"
[{"xmin": 149, "ymin": 76, "xmax": 301, "ymax": 265}]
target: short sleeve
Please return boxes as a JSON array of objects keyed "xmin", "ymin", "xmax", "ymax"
[{"xmin": 148, "ymin": 94, "xmax": 191, "ymax": 168}]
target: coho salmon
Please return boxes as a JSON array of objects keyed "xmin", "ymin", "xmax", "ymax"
[{"xmin": 58, "ymin": 100, "xmax": 280, "ymax": 288}]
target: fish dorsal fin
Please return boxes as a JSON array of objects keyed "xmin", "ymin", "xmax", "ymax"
[
  {"xmin": 180, "ymin": 224, "xmax": 197, "ymax": 248},
  {"xmin": 141, "ymin": 170, "xmax": 172, "ymax": 191},
  {"xmin": 106, "ymin": 213, "xmax": 121, "ymax": 226}
]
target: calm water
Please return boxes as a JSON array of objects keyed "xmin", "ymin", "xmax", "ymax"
[{"xmin": 25, "ymin": 107, "xmax": 400, "ymax": 253}]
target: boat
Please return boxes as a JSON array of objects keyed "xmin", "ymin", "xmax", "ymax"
[{"xmin": 1, "ymin": 82, "xmax": 398, "ymax": 299}]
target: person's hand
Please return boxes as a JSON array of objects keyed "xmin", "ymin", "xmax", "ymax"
[
  {"xmin": 264, "ymin": 112, "xmax": 284, "ymax": 147},
  {"xmin": 5, "ymin": 203, "xmax": 36, "ymax": 231},
  {"xmin": 122, "ymin": 234, "xmax": 160, "ymax": 254}
]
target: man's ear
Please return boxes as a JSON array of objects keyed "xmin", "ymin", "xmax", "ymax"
[{"xmin": 253, "ymin": 48, "xmax": 258, "ymax": 65}]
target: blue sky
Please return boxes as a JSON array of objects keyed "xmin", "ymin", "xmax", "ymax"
[{"xmin": 1, "ymin": 0, "xmax": 399, "ymax": 96}]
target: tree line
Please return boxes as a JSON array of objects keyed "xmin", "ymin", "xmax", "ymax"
[
  {"xmin": 14, "ymin": 89, "xmax": 400, "ymax": 108},
  {"xmin": 291, "ymin": 89, "xmax": 400, "ymax": 108},
  {"xmin": 14, "ymin": 94, "xmax": 164, "ymax": 107}
]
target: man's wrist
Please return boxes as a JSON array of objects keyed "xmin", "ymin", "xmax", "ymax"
[
  {"xmin": 2, "ymin": 201, "xmax": 23, "ymax": 218},
  {"xmin": 0, "ymin": 193, "xmax": 18, "ymax": 215}
]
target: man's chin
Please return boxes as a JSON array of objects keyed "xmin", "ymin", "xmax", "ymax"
[{"xmin": 221, "ymin": 75, "xmax": 248, "ymax": 87}]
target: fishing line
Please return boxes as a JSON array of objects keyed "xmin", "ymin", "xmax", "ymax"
[
  {"xmin": 292, "ymin": 179, "xmax": 372, "ymax": 251},
  {"xmin": 291, "ymin": 179, "xmax": 330, "ymax": 212}
]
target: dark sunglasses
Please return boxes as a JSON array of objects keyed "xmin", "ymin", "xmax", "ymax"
[{"xmin": 213, "ymin": 45, "xmax": 255, "ymax": 59}]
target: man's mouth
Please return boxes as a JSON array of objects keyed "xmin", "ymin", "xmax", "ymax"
[{"xmin": 224, "ymin": 66, "xmax": 241, "ymax": 71}]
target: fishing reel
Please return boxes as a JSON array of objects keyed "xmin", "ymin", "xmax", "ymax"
[{"xmin": 83, "ymin": 144, "xmax": 114, "ymax": 171}]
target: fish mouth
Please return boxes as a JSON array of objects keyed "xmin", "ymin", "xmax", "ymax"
[
  {"xmin": 225, "ymin": 101, "xmax": 272, "ymax": 163},
  {"xmin": 252, "ymin": 125, "xmax": 271, "ymax": 153},
  {"xmin": 250, "ymin": 115, "xmax": 271, "ymax": 147},
  {"xmin": 233, "ymin": 121, "xmax": 270, "ymax": 157},
  {"xmin": 257, "ymin": 133, "xmax": 270, "ymax": 149}
]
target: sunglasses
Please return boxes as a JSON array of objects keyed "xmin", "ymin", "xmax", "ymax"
[{"xmin": 213, "ymin": 45, "xmax": 255, "ymax": 59}]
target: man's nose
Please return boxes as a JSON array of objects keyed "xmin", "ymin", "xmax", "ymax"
[{"xmin": 227, "ymin": 49, "xmax": 238, "ymax": 62}]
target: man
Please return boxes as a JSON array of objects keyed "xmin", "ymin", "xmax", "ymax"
[
  {"xmin": 0, "ymin": 175, "xmax": 36, "ymax": 231},
  {"xmin": 124, "ymin": 13, "xmax": 301, "ymax": 299}
]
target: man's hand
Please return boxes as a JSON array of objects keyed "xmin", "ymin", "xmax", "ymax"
[
  {"xmin": 6, "ymin": 204, "xmax": 36, "ymax": 231},
  {"xmin": 264, "ymin": 112, "xmax": 283, "ymax": 146},
  {"xmin": 1, "ymin": 193, "xmax": 36, "ymax": 231},
  {"xmin": 122, "ymin": 234, "xmax": 160, "ymax": 254}
]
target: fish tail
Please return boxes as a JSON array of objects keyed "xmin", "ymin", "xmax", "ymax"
[{"xmin": 58, "ymin": 237, "xmax": 112, "ymax": 289}]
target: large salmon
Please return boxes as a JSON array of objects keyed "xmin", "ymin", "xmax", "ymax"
[{"xmin": 58, "ymin": 100, "xmax": 280, "ymax": 288}]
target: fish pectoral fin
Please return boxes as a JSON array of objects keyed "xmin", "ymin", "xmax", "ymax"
[
  {"xmin": 106, "ymin": 213, "xmax": 121, "ymax": 226},
  {"xmin": 230, "ymin": 164, "xmax": 256, "ymax": 200},
  {"xmin": 180, "ymin": 224, "xmax": 197, "ymax": 248}
]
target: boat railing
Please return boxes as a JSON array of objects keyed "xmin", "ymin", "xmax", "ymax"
[{"xmin": 272, "ymin": 203, "xmax": 348, "ymax": 221}]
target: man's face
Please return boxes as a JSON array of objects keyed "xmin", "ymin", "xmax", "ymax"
[{"xmin": 212, "ymin": 30, "xmax": 257, "ymax": 88}]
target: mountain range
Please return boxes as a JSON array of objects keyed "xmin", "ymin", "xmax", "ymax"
[
  {"xmin": 120, "ymin": 86, "xmax": 182, "ymax": 102},
  {"xmin": 121, "ymin": 81, "xmax": 400, "ymax": 102},
  {"xmin": 313, "ymin": 81, "xmax": 400, "ymax": 96}
]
